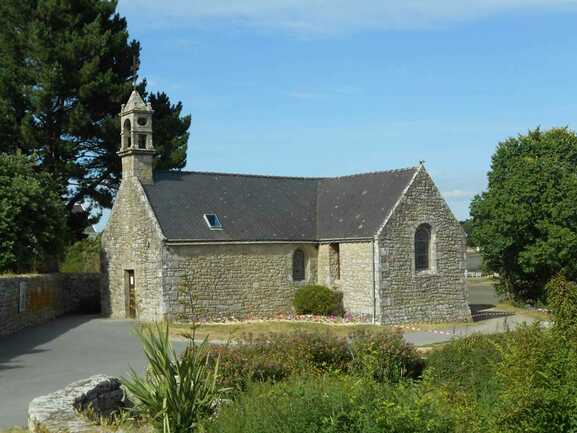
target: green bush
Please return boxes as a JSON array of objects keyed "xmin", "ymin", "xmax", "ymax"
[
  {"xmin": 546, "ymin": 273, "xmax": 577, "ymax": 339},
  {"xmin": 424, "ymin": 334, "xmax": 502, "ymax": 403},
  {"xmin": 60, "ymin": 236, "xmax": 101, "ymax": 273},
  {"xmin": 202, "ymin": 375, "xmax": 455, "ymax": 433},
  {"xmin": 209, "ymin": 332, "xmax": 351, "ymax": 390},
  {"xmin": 206, "ymin": 330, "xmax": 422, "ymax": 391},
  {"xmin": 293, "ymin": 285, "xmax": 344, "ymax": 316},
  {"xmin": 122, "ymin": 323, "xmax": 227, "ymax": 433},
  {"xmin": 350, "ymin": 330, "xmax": 424, "ymax": 383},
  {"xmin": 492, "ymin": 325, "xmax": 577, "ymax": 433}
]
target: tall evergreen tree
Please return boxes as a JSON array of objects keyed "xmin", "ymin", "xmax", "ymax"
[{"xmin": 0, "ymin": 0, "xmax": 190, "ymax": 235}]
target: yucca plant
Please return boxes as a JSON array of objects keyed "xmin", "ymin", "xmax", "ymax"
[{"xmin": 122, "ymin": 322, "xmax": 225, "ymax": 433}]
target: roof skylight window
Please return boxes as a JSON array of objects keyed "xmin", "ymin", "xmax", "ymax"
[{"xmin": 204, "ymin": 213, "xmax": 223, "ymax": 230}]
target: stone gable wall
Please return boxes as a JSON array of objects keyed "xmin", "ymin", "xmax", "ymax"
[
  {"xmin": 378, "ymin": 168, "xmax": 471, "ymax": 324},
  {"xmin": 162, "ymin": 243, "xmax": 318, "ymax": 321},
  {"xmin": 0, "ymin": 273, "xmax": 100, "ymax": 337},
  {"xmin": 101, "ymin": 177, "xmax": 165, "ymax": 321}
]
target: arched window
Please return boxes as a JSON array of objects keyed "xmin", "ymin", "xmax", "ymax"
[
  {"xmin": 123, "ymin": 119, "xmax": 132, "ymax": 149},
  {"xmin": 137, "ymin": 134, "xmax": 147, "ymax": 149},
  {"xmin": 415, "ymin": 224, "xmax": 431, "ymax": 271},
  {"xmin": 292, "ymin": 249, "xmax": 306, "ymax": 281}
]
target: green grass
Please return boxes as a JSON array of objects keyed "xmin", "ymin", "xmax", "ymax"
[
  {"xmin": 168, "ymin": 318, "xmax": 485, "ymax": 342},
  {"xmin": 170, "ymin": 320, "xmax": 394, "ymax": 340},
  {"xmin": 495, "ymin": 302, "xmax": 551, "ymax": 321},
  {"xmin": 468, "ymin": 276, "xmax": 499, "ymax": 285},
  {"xmin": 0, "ymin": 427, "xmax": 28, "ymax": 433}
]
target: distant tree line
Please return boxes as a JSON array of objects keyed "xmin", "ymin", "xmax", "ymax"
[{"xmin": 0, "ymin": 0, "xmax": 190, "ymax": 273}]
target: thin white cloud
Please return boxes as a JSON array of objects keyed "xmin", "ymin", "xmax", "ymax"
[
  {"xmin": 443, "ymin": 189, "xmax": 476, "ymax": 200},
  {"xmin": 119, "ymin": 0, "xmax": 577, "ymax": 34}
]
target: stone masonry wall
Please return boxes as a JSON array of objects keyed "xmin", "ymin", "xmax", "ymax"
[
  {"xmin": 163, "ymin": 243, "xmax": 318, "ymax": 320},
  {"xmin": 339, "ymin": 242, "xmax": 376, "ymax": 320},
  {"xmin": 317, "ymin": 244, "xmax": 331, "ymax": 287},
  {"xmin": 378, "ymin": 168, "xmax": 471, "ymax": 324},
  {"xmin": 101, "ymin": 177, "xmax": 165, "ymax": 321},
  {"xmin": 0, "ymin": 273, "xmax": 100, "ymax": 337}
]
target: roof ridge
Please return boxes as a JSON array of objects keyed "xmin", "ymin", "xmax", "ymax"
[
  {"xmin": 157, "ymin": 170, "xmax": 323, "ymax": 181},
  {"xmin": 156, "ymin": 166, "xmax": 419, "ymax": 181},
  {"xmin": 325, "ymin": 166, "xmax": 419, "ymax": 180}
]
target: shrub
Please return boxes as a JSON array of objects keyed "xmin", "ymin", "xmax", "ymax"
[
  {"xmin": 424, "ymin": 334, "xmax": 502, "ymax": 403},
  {"xmin": 293, "ymin": 285, "xmax": 344, "ymax": 316},
  {"xmin": 492, "ymin": 324, "xmax": 577, "ymax": 433},
  {"xmin": 546, "ymin": 273, "xmax": 577, "ymax": 339},
  {"xmin": 202, "ymin": 375, "xmax": 359, "ymax": 433},
  {"xmin": 350, "ymin": 330, "xmax": 423, "ymax": 383},
  {"xmin": 205, "ymin": 329, "xmax": 422, "ymax": 391},
  {"xmin": 202, "ymin": 375, "xmax": 455, "ymax": 433},
  {"xmin": 60, "ymin": 236, "xmax": 101, "ymax": 273},
  {"xmin": 209, "ymin": 332, "xmax": 351, "ymax": 390},
  {"xmin": 122, "ymin": 323, "xmax": 226, "ymax": 433}
]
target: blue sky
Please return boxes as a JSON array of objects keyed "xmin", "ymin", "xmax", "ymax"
[{"xmin": 97, "ymin": 1, "xmax": 577, "ymax": 230}]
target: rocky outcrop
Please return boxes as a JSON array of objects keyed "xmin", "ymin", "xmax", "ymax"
[{"xmin": 28, "ymin": 375, "xmax": 129, "ymax": 433}]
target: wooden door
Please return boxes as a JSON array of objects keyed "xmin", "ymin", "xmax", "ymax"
[{"xmin": 126, "ymin": 270, "xmax": 136, "ymax": 319}]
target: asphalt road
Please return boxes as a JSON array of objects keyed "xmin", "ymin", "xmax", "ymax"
[
  {"xmin": 0, "ymin": 279, "xmax": 527, "ymax": 428},
  {"xmin": 0, "ymin": 316, "xmax": 185, "ymax": 428}
]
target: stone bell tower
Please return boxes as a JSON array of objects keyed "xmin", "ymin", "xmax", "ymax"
[{"xmin": 118, "ymin": 90, "xmax": 155, "ymax": 185}]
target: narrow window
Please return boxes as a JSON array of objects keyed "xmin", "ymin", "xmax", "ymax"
[
  {"xmin": 329, "ymin": 243, "xmax": 340, "ymax": 281},
  {"xmin": 123, "ymin": 119, "xmax": 131, "ymax": 148},
  {"xmin": 292, "ymin": 249, "xmax": 306, "ymax": 281},
  {"xmin": 204, "ymin": 213, "xmax": 223, "ymax": 230},
  {"xmin": 125, "ymin": 270, "xmax": 136, "ymax": 319},
  {"xmin": 415, "ymin": 224, "xmax": 431, "ymax": 271}
]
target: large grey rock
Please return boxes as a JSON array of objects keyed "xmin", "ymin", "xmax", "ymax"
[{"xmin": 28, "ymin": 375, "xmax": 128, "ymax": 433}]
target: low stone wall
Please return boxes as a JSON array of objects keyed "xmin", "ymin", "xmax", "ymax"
[
  {"xmin": 28, "ymin": 375, "xmax": 128, "ymax": 433},
  {"xmin": 0, "ymin": 273, "xmax": 101, "ymax": 337}
]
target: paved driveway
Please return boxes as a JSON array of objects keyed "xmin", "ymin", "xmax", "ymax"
[
  {"xmin": 0, "ymin": 316, "xmax": 186, "ymax": 428},
  {"xmin": 0, "ymin": 278, "xmax": 536, "ymax": 428}
]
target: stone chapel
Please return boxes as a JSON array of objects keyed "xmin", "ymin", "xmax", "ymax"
[{"xmin": 101, "ymin": 90, "xmax": 471, "ymax": 324}]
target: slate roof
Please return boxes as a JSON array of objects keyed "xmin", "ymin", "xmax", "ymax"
[{"xmin": 142, "ymin": 167, "xmax": 418, "ymax": 242}]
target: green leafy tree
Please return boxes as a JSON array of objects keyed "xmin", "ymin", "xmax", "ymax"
[
  {"xmin": 0, "ymin": 0, "xmax": 190, "ymax": 235},
  {"xmin": 0, "ymin": 153, "xmax": 68, "ymax": 273},
  {"xmin": 460, "ymin": 219, "xmax": 477, "ymax": 248},
  {"xmin": 60, "ymin": 235, "xmax": 101, "ymax": 273},
  {"xmin": 470, "ymin": 128, "xmax": 577, "ymax": 302}
]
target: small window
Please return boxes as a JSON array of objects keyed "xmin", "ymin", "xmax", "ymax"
[
  {"xmin": 292, "ymin": 249, "xmax": 306, "ymax": 281},
  {"xmin": 415, "ymin": 223, "xmax": 432, "ymax": 271},
  {"xmin": 204, "ymin": 213, "xmax": 223, "ymax": 230}
]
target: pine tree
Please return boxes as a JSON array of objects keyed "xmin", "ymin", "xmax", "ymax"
[{"xmin": 0, "ymin": 0, "xmax": 190, "ymax": 236}]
